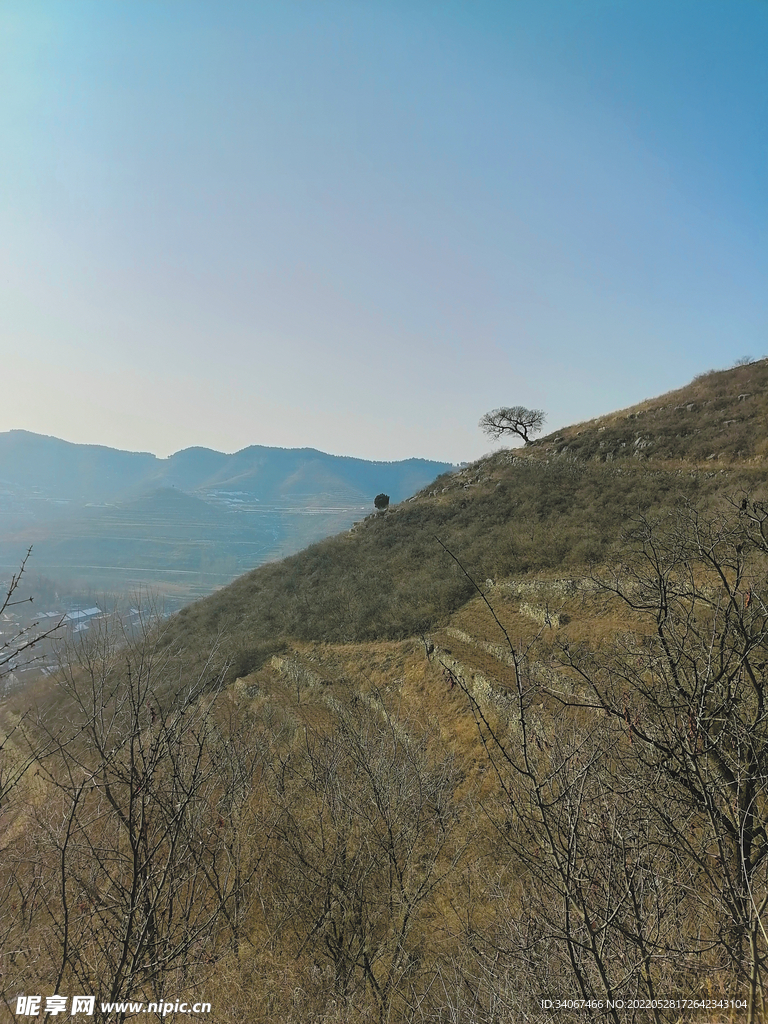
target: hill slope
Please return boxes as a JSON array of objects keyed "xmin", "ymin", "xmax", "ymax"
[
  {"xmin": 530, "ymin": 357, "xmax": 768, "ymax": 464},
  {"xmin": 169, "ymin": 361, "xmax": 768, "ymax": 666},
  {"xmin": 13, "ymin": 361, "xmax": 768, "ymax": 1020}
]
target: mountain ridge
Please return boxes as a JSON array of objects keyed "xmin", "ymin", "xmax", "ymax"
[
  {"xmin": 0, "ymin": 431, "xmax": 454, "ymax": 601},
  {"xmin": 526, "ymin": 357, "xmax": 768, "ymax": 465},
  {"xmin": 0, "ymin": 429, "xmax": 453, "ymax": 501}
]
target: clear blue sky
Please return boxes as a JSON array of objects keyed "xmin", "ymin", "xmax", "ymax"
[{"xmin": 1, "ymin": 1, "xmax": 765, "ymax": 462}]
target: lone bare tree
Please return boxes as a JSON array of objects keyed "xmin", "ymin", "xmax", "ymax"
[{"xmin": 479, "ymin": 406, "xmax": 546, "ymax": 445}]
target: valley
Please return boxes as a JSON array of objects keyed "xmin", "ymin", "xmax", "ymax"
[{"xmin": 0, "ymin": 432, "xmax": 453, "ymax": 605}]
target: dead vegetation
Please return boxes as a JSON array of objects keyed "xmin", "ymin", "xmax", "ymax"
[{"xmin": 5, "ymin": 364, "xmax": 768, "ymax": 1020}]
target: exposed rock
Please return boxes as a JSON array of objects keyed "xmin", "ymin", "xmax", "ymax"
[{"xmin": 519, "ymin": 602, "xmax": 563, "ymax": 628}]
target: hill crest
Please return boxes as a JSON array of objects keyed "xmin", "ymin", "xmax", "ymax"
[{"xmin": 525, "ymin": 358, "xmax": 768, "ymax": 466}]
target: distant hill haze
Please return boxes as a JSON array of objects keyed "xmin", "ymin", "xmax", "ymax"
[
  {"xmin": 0, "ymin": 431, "xmax": 454, "ymax": 602},
  {"xmin": 0, "ymin": 431, "xmax": 452, "ymax": 503}
]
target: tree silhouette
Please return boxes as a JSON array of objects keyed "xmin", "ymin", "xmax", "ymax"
[{"xmin": 479, "ymin": 406, "xmax": 546, "ymax": 444}]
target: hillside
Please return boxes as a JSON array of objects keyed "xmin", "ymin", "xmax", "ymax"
[
  {"xmin": 169, "ymin": 361, "xmax": 768, "ymax": 667},
  {"xmin": 530, "ymin": 357, "xmax": 768, "ymax": 464},
  {"xmin": 165, "ymin": 360, "xmax": 768, "ymax": 1018},
  {"xmin": 7, "ymin": 362, "xmax": 768, "ymax": 1022}
]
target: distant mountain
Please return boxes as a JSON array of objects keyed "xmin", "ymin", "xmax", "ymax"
[
  {"xmin": 0, "ymin": 432, "xmax": 454, "ymax": 602},
  {"xmin": 0, "ymin": 431, "xmax": 452, "ymax": 504}
]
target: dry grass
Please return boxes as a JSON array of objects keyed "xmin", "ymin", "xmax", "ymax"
[{"xmin": 9, "ymin": 361, "xmax": 768, "ymax": 1020}]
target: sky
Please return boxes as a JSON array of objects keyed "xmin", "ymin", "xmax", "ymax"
[{"xmin": 1, "ymin": 0, "xmax": 766, "ymax": 463}]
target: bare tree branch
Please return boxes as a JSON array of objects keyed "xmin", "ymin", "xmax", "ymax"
[{"xmin": 479, "ymin": 406, "xmax": 546, "ymax": 445}]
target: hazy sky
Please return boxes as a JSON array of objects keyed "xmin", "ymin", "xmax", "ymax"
[{"xmin": 1, "ymin": 1, "xmax": 766, "ymax": 462}]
